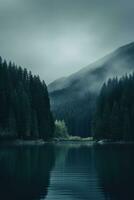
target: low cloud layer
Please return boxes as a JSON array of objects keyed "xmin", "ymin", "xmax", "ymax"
[{"xmin": 0, "ymin": 0, "xmax": 134, "ymax": 83}]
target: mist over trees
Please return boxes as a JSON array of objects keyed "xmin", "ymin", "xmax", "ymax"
[
  {"xmin": 49, "ymin": 42, "xmax": 134, "ymax": 138},
  {"xmin": 0, "ymin": 57, "xmax": 54, "ymax": 140},
  {"xmin": 93, "ymin": 73, "xmax": 134, "ymax": 141}
]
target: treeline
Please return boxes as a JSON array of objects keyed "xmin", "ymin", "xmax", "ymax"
[
  {"xmin": 93, "ymin": 73, "xmax": 134, "ymax": 141},
  {"xmin": 0, "ymin": 57, "xmax": 54, "ymax": 140}
]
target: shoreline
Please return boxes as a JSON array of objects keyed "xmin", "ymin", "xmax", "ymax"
[
  {"xmin": 0, "ymin": 139, "xmax": 46, "ymax": 146},
  {"xmin": 0, "ymin": 138, "xmax": 134, "ymax": 146}
]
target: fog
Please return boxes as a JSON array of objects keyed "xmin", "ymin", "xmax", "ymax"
[{"xmin": 0, "ymin": 0, "xmax": 134, "ymax": 83}]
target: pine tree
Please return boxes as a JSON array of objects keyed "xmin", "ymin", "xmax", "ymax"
[
  {"xmin": 93, "ymin": 73, "xmax": 134, "ymax": 141},
  {"xmin": 110, "ymin": 102, "xmax": 121, "ymax": 140},
  {"xmin": 8, "ymin": 109, "xmax": 17, "ymax": 138},
  {"xmin": 0, "ymin": 57, "xmax": 54, "ymax": 140},
  {"xmin": 31, "ymin": 110, "xmax": 39, "ymax": 139}
]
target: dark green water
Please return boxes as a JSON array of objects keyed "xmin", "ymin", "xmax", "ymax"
[{"xmin": 0, "ymin": 144, "xmax": 134, "ymax": 200}]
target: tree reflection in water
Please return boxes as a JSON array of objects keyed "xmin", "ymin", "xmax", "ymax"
[
  {"xmin": 94, "ymin": 145, "xmax": 134, "ymax": 200},
  {"xmin": 0, "ymin": 145, "xmax": 55, "ymax": 200}
]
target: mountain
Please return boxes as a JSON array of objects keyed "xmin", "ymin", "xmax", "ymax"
[{"xmin": 48, "ymin": 42, "xmax": 134, "ymax": 137}]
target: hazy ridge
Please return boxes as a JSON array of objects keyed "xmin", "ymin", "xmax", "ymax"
[{"xmin": 48, "ymin": 42, "xmax": 134, "ymax": 136}]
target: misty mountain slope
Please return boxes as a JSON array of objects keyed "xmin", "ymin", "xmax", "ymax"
[{"xmin": 48, "ymin": 42, "xmax": 134, "ymax": 136}]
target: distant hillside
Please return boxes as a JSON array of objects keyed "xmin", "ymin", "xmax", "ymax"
[
  {"xmin": 48, "ymin": 42, "xmax": 134, "ymax": 136},
  {"xmin": 0, "ymin": 57, "xmax": 54, "ymax": 140}
]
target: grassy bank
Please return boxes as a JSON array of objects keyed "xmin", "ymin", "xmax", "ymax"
[{"xmin": 52, "ymin": 136, "xmax": 93, "ymax": 142}]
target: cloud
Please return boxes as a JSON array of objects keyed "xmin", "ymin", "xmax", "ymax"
[{"xmin": 0, "ymin": 0, "xmax": 134, "ymax": 83}]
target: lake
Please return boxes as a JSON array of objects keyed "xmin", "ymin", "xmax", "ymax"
[{"xmin": 0, "ymin": 143, "xmax": 134, "ymax": 200}]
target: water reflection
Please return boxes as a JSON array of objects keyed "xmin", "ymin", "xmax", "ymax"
[
  {"xmin": 46, "ymin": 144, "xmax": 104, "ymax": 200},
  {"xmin": 94, "ymin": 145, "xmax": 134, "ymax": 200},
  {"xmin": 0, "ymin": 144, "xmax": 134, "ymax": 200},
  {"xmin": 46, "ymin": 144, "xmax": 134, "ymax": 200},
  {"xmin": 0, "ymin": 145, "xmax": 55, "ymax": 200}
]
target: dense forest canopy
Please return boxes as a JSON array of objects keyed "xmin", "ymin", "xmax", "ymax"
[
  {"xmin": 0, "ymin": 57, "xmax": 54, "ymax": 140},
  {"xmin": 93, "ymin": 73, "xmax": 134, "ymax": 141}
]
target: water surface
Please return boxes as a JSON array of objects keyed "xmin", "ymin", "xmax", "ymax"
[{"xmin": 0, "ymin": 144, "xmax": 134, "ymax": 200}]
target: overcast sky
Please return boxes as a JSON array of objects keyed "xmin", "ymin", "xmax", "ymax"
[{"xmin": 0, "ymin": 0, "xmax": 134, "ymax": 83}]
